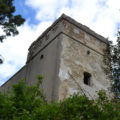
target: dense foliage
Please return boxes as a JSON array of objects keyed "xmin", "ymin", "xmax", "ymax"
[
  {"xmin": 0, "ymin": 0, "xmax": 25, "ymax": 42},
  {"xmin": 103, "ymin": 30, "xmax": 120, "ymax": 97},
  {"xmin": 112, "ymin": 30, "xmax": 120, "ymax": 97},
  {"xmin": 0, "ymin": 75, "xmax": 120, "ymax": 120}
]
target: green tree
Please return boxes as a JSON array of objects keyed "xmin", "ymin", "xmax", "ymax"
[
  {"xmin": 0, "ymin": 0, "xmax": 25, "ymax": 64},
  {"xmin": 103, "ymin": 30, "xmax": 120, "ymax": 97},
  {"xmin": 0, "ymin": 0, "xmax": 25, "ymax": 42},
  {"xmin": 112, "ymin": 30, "xmax": 120, "ymax": 97},
  {"xmin": 0, "ymin": 75, "xmax": 45, "ymax": 120},
  {"xmin": 0, "ymin": 75, "xmax": 120, "ymax": 120}
]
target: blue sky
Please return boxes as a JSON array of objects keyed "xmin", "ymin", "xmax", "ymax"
[
  {"xmin": 0, "ymin": 0, "xmax": 120, "ymax": 85},
  {"xmin": 13, "ymin": 0, "xmax": 40, "ymax": 25}
]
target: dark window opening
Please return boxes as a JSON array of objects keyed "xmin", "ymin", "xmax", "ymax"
[
  {"xmin": 83, "ymin": 72, "xmax": 91, "ymax": 85},
  {"xmin": 40, "ymin": 55, "xmax": 44, "ymax": 59},
  {"xmin": 87, "ymin": 50, "xmax": 90, "ymax": 55}
]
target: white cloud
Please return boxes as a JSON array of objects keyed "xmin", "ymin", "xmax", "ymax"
[
  {"xmin": 0, "ymin": 21, "xmax": 52, "ymax": 85},
  {"xmin": 25, "ymin": 0, "xmax": 120, "ymax": 40},
  {"xmin": 0, "ymin": 0, "xmax": 120, "ymax": 85},
  {"xmin": 26, "ymin": 0, "xmax": 69, "ymax": 20}
]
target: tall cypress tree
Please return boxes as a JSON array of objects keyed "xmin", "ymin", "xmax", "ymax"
[
  {"xmin": 112, "ymin": 30, "xmax": 120, "ymax": 97},
  {"xmin": 103, "ymin": 30, "xmax": 120, "ymax": 97}
]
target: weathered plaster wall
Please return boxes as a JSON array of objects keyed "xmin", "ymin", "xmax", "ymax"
[
  {"xmin": 27, "ymin": 20, "xmax": 64, "ymax": 63},
  {"xmin": 58, "ymin": 33, "xmax": 110, "ymax": 100},
  {"xmin": 62, "ymin": 20, "xmax": 106, "ymax": 55},
  {"xmin": 0, "ymin": 34, "xmax": 63, "ymax": 102},
  {"xmin": 0, "ymin": 14, "xmax": 111, "ymax": 102},
  {"xmin": 0, "ymin": 66, "xmax": 26, "ymax": 94},
  {"xmin": 25, "ymin": 34, "xmax": 62, "ymax": 101}
]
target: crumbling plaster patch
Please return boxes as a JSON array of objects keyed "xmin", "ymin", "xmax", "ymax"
[{"xmin": 58, "ymin": 33, "xmax": 110, "ymax": 101}]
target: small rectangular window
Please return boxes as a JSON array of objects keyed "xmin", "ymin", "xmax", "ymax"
[
  {"xmin": 83, "ymin": 72, "xmax": 91, "ymax": 86},
  {"xmin": 40, "ymin": 54, "xmax": 44, "ymax": 59}
]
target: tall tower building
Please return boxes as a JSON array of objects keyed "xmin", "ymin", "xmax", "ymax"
[{"xmin": 0, "ymin": 14, "xmax": 111, "ymax": 101}]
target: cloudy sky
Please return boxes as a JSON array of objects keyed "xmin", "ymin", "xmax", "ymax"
[{"xmin": 0, "ymin": 0, "xmax": 120, "ymax": 85}]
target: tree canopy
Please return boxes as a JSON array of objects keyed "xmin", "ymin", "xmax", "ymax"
[
  {"xmin": 112, "ymin": 30, "xmax": 120, "ymax": 97},
  {"xmin": 0, "ymin": 75, "xmax": 120, "ymax": 120},
  {"xmin": 103, "ymin": 30, "xmax": 120, "ymax": 97},
  {"xmin": 0, "ymin": 0, "xmax": 25, "ymax": 42}
]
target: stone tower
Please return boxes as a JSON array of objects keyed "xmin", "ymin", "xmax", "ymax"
[{"xmin": 0, "ymin": 14, "xmax": 111, "ymax": 101}]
